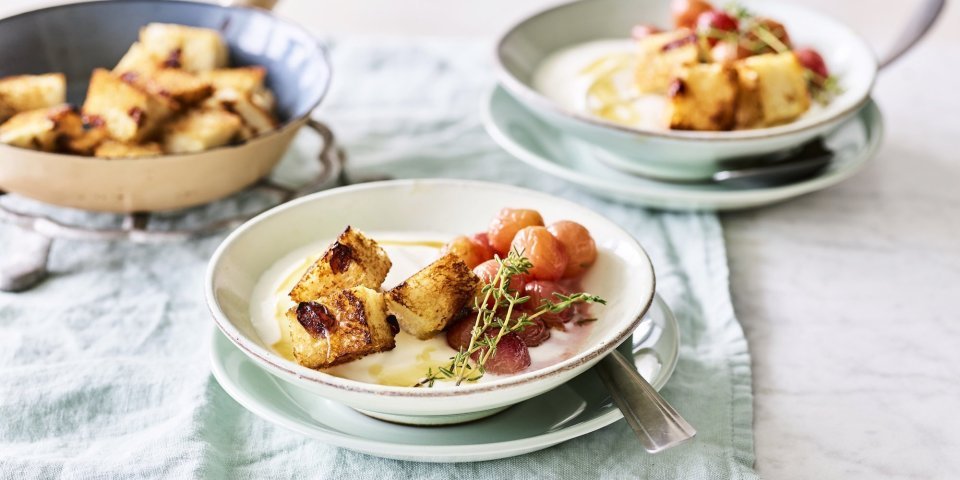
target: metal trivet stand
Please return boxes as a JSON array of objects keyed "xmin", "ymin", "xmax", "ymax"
[{"xmin": 0, "ymin": 121, "xmax": 348, "ymax": 292}]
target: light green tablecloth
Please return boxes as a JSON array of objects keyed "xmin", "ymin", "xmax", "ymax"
[{"xmin": 0, "ymin": 39, "xmax": 755, "ymax": 479}]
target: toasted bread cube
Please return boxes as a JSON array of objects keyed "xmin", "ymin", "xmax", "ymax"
[
  {"xmin": 114, "ymin": 42, "xmax": 163, "ymax": 75},
  {"xmin": 199, "ymin": 67, "xmax": 265, "ymax": 95},
  {"xmin": 200, "ymin": 66, "xmax": 276, "ymax": 112},
  {"xmin": 667, "ymin": 63, "xmax": 739, "ymax": 131},
  {"xmin": 734, "ymin": 52, "xmax": 811, "ymax": 127},
  {"xmin": 286, "ymin": 286, "xmax": 397, "ymax": 368},
  {"xmin": 66, "ymin": 125, "xmax": 110, "ymax": 155},
  {"xmin": 386, "ymin": 253, "xmax": 480, "ymax": 340},
  {"xmin": 114, "ymin": 43, "xmax": 214, "ymax": 106},
  {"xmin": 204, "ymin": 92, "xmax": 277, "ymax": 136},
  {"xmin": 290, "ymin": 227, "xmax": 392, "ymax": 304},
  {"xmin": 139, "ymin": 23, "xmax": 228, "ymax": 73},
  {"xmin": 0, "ymin": 105, "xmax": 83, "ymax": 152},
  {"xmin": 94, "ymin": 140, "xmax": 163, "ymax": 159},
  {"xmin": 82, "ymin": 69, "xmax": 176, "ymax": 143},
  {"xmin": 162, "ymin": 108, "xmax": 241, "ymax": 154},
  {"xmin": 634, "ymin": 29, "xmax": 700, "ymax": 94},
  {"xmin": 0, "ymin": 73, "xmax": 66, "ymax": 122},
  {"xmin": 734, "ymin": 66, "xmax": 763, "ymax": 129}
]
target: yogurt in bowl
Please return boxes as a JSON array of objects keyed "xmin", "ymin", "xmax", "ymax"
[{"xmin": 205, "ymin": 179, "xmax": 655, "ymax": 425}]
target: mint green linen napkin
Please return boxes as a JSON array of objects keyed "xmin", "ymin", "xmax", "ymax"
[{"xmin": 0, "ymin": 38, "xmax": 755, "ymax": 479}]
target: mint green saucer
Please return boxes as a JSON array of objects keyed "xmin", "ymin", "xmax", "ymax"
[
  {"xmin": 483, "ymin": 87, "xmax": 883, "ymax": 211},
  {"xmin": 210, "ymin": 294, "xmax": 679, "ymax": 463}
]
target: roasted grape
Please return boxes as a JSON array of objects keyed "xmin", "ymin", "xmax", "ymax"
[
  {"xmin": 446, "ymin": 314, "xmax": 477, "ymax": 351},
  {"xmin": 516, "ymin": 317, "xmax": 551, "ymax": 347},
  {"xmin": 794, "ymin": 47, "xmax": 829, "ymax": 80},
  {"xmin": 696, "ymin": 10, "xmax": 739, "ymax": 46},
  {"xmin": 471, "ymin": 332, "xmax": 531, "ymax": 374},
  {"xmin": 440, "ymin": 235, "xmax": 492, "ymax": 269},
  {"xmin": 473, "ymin": 259, "xmax": 529, "ymax": 295},
  {"xmin": 511, "ymin": 226, "xmax": 568, "ymax": 281},
  {"xmin": 487, "ymin": 208, "xmax": 544, "ymax": 256},
  {"xmin": 523, "ymin": 280, "xmax": 574, "ymax": 328},
  {"xmin": 671, "ymin": 0, "xmax": 714, "ymax": 29},
  {"xmin": 548, "ymin": 220, "xmax": 597, "ymax": 278}
]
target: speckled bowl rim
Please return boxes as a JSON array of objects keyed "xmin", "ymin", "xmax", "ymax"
[
  {"xmin": 205, "ymin": 179, "xmax": 656, "ymax": 398},
  {"xmin": 0, "ymin": 0, "xmax": 332, "ymax": 160},
  {"xmin": 494, "ymin": 0, "xmax": 878, "ymax": 142}
]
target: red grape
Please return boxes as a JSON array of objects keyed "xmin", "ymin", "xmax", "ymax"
[
  {"xmin": 548, "ymin": 221, "xmax": 597, "ymax": 278},
  {"xmin": 487, "ymin": 208, "xmax": 544, "ymax": 256},
  {"xmin": 523, "ymin": 280, "xmax": 574, "ymax": 328},
  {"xmin": 473, "ymin": 259, "xmax": 529, "ymax": 295},
  {"xmin": 696, "ymin": 10, "xmax": 739, "ymax": 46},
  {"xmin": 471, "ymin": 332, "xmax": 531, "ymax": 374},
  {"xmin": 794, "ymin": 47, "xmax": 829, "ymax": 79},
  {"xmin": 672, "ymin": 0, "xmax": 714, "ymax": 29},
  {"xmin": 510, "ymin": 226, "xmax": 568, "ymax": 281},
  {"xmin": 516, "ymin": 318, "xmax": 550, "ymax": 347}
]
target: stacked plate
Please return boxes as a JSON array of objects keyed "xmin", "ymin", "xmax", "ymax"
[{"xmin": 486, "ymin": 0, "xmax": 883, "ymax": 211}]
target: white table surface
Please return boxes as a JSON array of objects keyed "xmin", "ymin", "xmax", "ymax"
[{"xmin": 3, "ymin": 0, "xmax": 958, "ymax": 478}]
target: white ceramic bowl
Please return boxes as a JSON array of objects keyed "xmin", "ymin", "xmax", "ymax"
[
  {"xmin": 495, "ymin": 0, "xmax": 877, "ymax": 181},
  {"xmin": 205, "ymin": 180, "xmax": 656, "ymax": 424}
]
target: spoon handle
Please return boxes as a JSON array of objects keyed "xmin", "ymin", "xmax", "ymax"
[{"xmin": 596, "ymin": 350, "xmax": 696, "ymax": 453}]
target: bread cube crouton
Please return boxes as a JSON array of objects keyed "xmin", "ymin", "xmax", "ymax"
[
  {"xmin": 82, "ymin": 69, "xmax": 176, "ymax": 143},
  {"xmin": 0, "ymin": 105, "xmax": 82, "ymax": 152},
  {"xmin": 139, "ymin": 23, "xmax": 228, "ymax": 73},
  {"xmin": 667, "ymin": 63, "xmax": 739, "ymax": 131},
  {"xmin": 94, "ymin": 140, "xmax": 163, "ymax": 159},
  {"xmin": 386, "ymin": 253, "xmax": 480, "ymax": 340},
  {"xmin": 114, "ymin": 43, "xmax": 214, "ymax": 105},
  {"xmin": 0, "ymin": 73, "xmax": 67, "ymax": 122},
  {"xmin": 114, "ymin": 42, "xmax": 163, "ymax": 75},
  {"xmin": 161, "ymin": 108, "xmax": 242, "ymax": 154},
  {"xmin": 634, "ymin": 29, "xmax": 700, "ymax": 94},
  {"xmin": 199, "ymin": 67, "xmax": 265, "ymax": 96},
  {"xmin": 200, "ymin": 66, "xmax": 276, "ymax": 112},
  {"xmin": 66, "ymin": 125, "xmax": 110, "ymax": 155},
  {"xmin": 286, "ymin": 286, "xmax": 398, "ymax": 368},
  {"xmin": 734, "ymin": 52, "xmax": 811, "ymax": 128},
  {"xmin": 289, "ymin": 227, "xmax": 392, "ymax": 304},
  {"xmin": 203, "ymin": 90, "xmax": 277, "ymax": 136}
]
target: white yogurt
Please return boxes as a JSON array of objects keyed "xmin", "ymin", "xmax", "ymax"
[{"xmin": 532, "ymin": 39, "xmax": 668, "ymax": 130}]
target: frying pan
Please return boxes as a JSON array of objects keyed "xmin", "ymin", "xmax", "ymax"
[{"xmin": 0, "ymin": 0, "xmax": 331, "ymax": 213}]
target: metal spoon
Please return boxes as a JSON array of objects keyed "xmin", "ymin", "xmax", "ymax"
[
  {"xmin": 710, "ymin": 139, "xmax": 833, "ymax": 188},
  {"xmin": 596, "ymin": 348, "xmax": 696, "ymax": 453}
]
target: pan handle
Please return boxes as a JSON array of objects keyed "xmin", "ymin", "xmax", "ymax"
[
  {"xmin": 878, "ymin": 0, "xmax": 946, "ymax": 69},
  {"xmin": 219, "ymin": 0, "xmax": 279, "ymax": 11}
]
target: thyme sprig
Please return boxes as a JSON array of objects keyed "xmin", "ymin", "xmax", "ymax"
[{"xmin": 415, "ymin": 249, "xmax": 605, "ymax": 387}]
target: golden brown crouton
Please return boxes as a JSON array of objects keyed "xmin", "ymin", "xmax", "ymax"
[
  {"xmin": 290, "ymin": 227, "xmax": 392, "ymax": 304},
  {"xmin": 114, "ymin": 43, "xmax": 213, "ymax": 105},
  {"xmin": 634, "ymin": 29, "xmax": 700, "ymax": 94},
  {"xmin": 82, "ymin": 69, "xmax": 176, "ymax": 143},
  {"xmin": 0, "ymin": 105, "xmax": 82, "ymax": 152},
  {"xmin": 386, "ymin": 253, "xmax": 480, "ymax": 340},
  {"xmin": 93, "ymin": 140, "xmax": 163, "ymax": 159},
  {"xmin": 203, "ymin": 91, "xmax": 277, "ymax": 137},
  {"xmin": 0, "ymin": 73, "xmax": 66, "ymax": 122},
  {"xmin": 734, "ymin": 52, "xmax": 811, "ymax": 128},
  {"xmin": 66, "ymin": 125, "xmax": 110, "ymax": 155},
  {"xmin": 161, "ymin": 108, "xmax": 241, "ymax": 154},
  {"xmin": 200, "ymin": 66, "xmax": 276, "ymax": 112},
  {"xmin": 667, "ymin": 63, "xmax": 739, "ymax": 131},
  {"xmin": 286, "ymin": 286, "xmax": 398, "ymax": 368},
  {"xmin": 199, "ymin": 67, "xmax": 266, "ymax": 96},
  {"xmin": 138, "ymin": 23, "xmax": 228, "ymax": 73}
]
